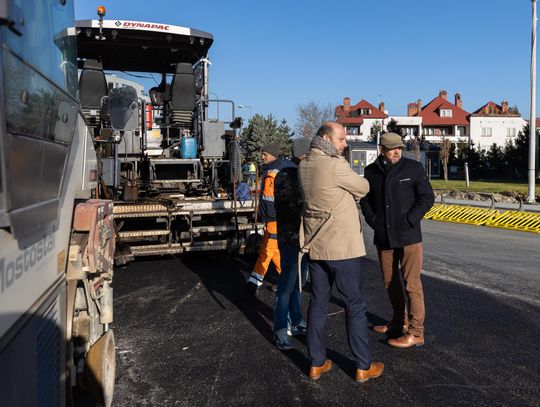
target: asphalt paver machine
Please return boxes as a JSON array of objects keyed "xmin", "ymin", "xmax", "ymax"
[{"xmin": 74, "ymin": 9, "xmax": 260, "ymax": 263}]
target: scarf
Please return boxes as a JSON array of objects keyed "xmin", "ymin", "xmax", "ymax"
[{"xmin": 310, "ymin": 136, "xmax": 340, "ymax": 157}]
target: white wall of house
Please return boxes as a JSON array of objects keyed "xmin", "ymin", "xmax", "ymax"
[
  {"xmin": 361, "ymin": 118, "xmax": 384, "ymax": 141},
  {"xmin": 344, "ymin": 119, "xmax": 384, "ymax": 141},
  {"xmin": 469, "ymin": 116, "xmax": 526, "ymax": 152},
  {"xmin": 386, "ymin": 116, "xmax": 423, "ymax": 140}
]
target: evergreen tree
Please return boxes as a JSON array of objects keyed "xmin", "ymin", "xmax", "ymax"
[
  {"xmin": 369, "ymin": 121, "xmax": 381, "ymax": 142},
  {"xmin": 386, "ymin": 118, "xmax": 403, "ymax": 137},
  {"xmin": 241, "ymin": 113, "xmax": 293, "ymax": 166},
  {"xmin": 486, "ymin": 143, "xmax": 505, "ymax": 178},
  {"xmin": 461, "ymin": 143, "xmax": 484, "ymax": 179},
  {"xmin": 503, "ymin": 124, "xmax": 535, "ymax": 178}
]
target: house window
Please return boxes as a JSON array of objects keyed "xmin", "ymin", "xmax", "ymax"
[
  {"xmin": 481, "ymin": 127, "xmax": 492, "ymax": 137},
  {"xmin": 440, "ymin": 109, "xmax": 452, "ymax": 117},
  {"xmin": 405, "ymin": 127, "xmax": 415, "ymax": 136},
  {"xmin": 456, "ymin": 126, "xmax": 466, "ymax": 137},
  {"xmin": 507, "ymin": 127, "xmax": 516, "ymax": 137},
  {"xmin": 360, "ymin": 108, "xmax": 372, "ymax": 115},
  {"xmin": 346, "ymin": 126, "xmax": 359, "ymax": 135}
]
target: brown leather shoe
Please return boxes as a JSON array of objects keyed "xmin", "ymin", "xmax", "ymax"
[
  {"xmin": 372, "ymin": 323, "xmax": 407, "ymax": 335},
  {"xmin": 309, "ymin": 359, "xmax": 333, "ymax": 380},
  {"xmin": 387, "ymin": 333, "xmax": 424, "ymax": 348},
  {"xmin": 356, "ymin": 361, "xmax": 385, "ymax": 383}
]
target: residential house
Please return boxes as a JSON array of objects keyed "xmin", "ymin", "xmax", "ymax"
[
  {"xmin": 469, "ymin": 100, "xmax": 525, "ymax": 152},
  {"xmin": 385, "ymin": 115, "xmax": 423, "ymax": 141},
  {"xmin": 335, "ymin": 97, "xmax": 388, "ymax": 141},
  {"xmin": 408, "ymin": 90, "xmax": 470, "ymax": 143}
]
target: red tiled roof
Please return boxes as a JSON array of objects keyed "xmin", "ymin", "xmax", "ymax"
[
  {"xmin": 335, "ymin": 99, "xmax": 388, "ymax": 120},
  {"xmin": 471, "ymin": 101, "xmax": 520, "ymax": 117},
  {"xmin": 418, "ymin": 96, "xmax": 470, "ymax": 126},
  {"xmin": 471, "ymin": 101, "xmax": 501, "ymax": 115},
  {"xmin": 338, "ymin": 117, "xmax": 364, "ymax": 125}
]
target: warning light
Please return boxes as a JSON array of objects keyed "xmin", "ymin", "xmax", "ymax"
[{"xmin": 97, "ymin": 6, "xmax": 106, "ymax": 17}]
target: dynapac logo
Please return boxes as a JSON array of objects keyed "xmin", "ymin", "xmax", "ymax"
[
  {"xmin": 0, "ymin": 234, "xmax": 55, "ymax": 293},
  {"xmin": 121, "ymin": 21, "xmax": 170, "ymax": 30}
]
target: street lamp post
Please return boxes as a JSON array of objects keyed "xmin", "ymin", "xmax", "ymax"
[
  {"xmin": 237, "ymin": 104, "xmax": 252, "ymax": 116},
  {"xmin": 237, "ymin": 105, "xmax": 252, "ymax": 128},
  {"xmin": 528, "ymin": 0, "xmax": 537, "ymax": 203}
]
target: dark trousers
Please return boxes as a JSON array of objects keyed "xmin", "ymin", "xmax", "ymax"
[
  {"xmin": 307, "ymin": 257, "xmax": 372, "ymax": 370},
  {"xmin": 273, "ymin": 242, "xmax": 308, "ymax": 331}
]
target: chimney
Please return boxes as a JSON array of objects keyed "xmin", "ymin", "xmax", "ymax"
[
  {"xmin": 407, "ymin": 102, "xmax": 417, "ymax": 117},
  {"xmin": 501, "ymin": 99, "xmax": 509, "ymax": 114},
  {"xmin": 378, "ymin": 101, "xmax": 385, "ymax": 113},
  {"xmin": 455, "ymin": 92, "xmax": 462, "ymax": 109},
  {"xmin": 417, "ymin": 98, "xmax": 422, "ymax": 113},
  {"xmin": 439, "ymin": 90, "xmax": 447, "ymax": 100},
  {"xmin": 343, "ymin": 97, "xmax": 350, "ymax": 112}
]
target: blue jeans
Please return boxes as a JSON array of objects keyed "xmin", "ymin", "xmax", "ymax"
[
  {"xmin": 273, "ymin": 242, "xmax": 308, "ymax": 332},
  {"xmin": 306, "ymin": 257, "xmax": 372, "ymax": 370}
]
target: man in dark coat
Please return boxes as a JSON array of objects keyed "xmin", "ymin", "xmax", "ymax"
[{"xmin": 360, "ymin": 132, "xmax": 434, "ymax": 349}]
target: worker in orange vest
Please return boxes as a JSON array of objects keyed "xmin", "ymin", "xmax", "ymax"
[{"xmin": 247, "ymin": 142, "xmax": 293, "ymax": 289}]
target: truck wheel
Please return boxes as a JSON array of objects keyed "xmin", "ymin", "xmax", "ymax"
[{"xmin": 85, "ymin": 330, "xmax": 115, "ymax": 407}]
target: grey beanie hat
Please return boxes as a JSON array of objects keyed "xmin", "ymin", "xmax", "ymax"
[
  {"xmin": 261, "ymin": 142, "xmax": 281, "ymax": 158},
  {"xmin": 292, "ymin": 138, "xmax": 311, "ymax": 158}
]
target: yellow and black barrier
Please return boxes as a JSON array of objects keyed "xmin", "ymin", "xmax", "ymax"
[
  {"xmin": 423, "ymin": 203, "xmax": 451, "ymax": 219},
  {"xmin": 431, "ymin": 205, "xmax": 500, "ymax": 226},
  {"xmin": 423, "ymin": 204, "xmax": 540, "ymax": 234},
  {"xmin": 485, "ymin": 210, "xmax": 540, "ymax": 234}
]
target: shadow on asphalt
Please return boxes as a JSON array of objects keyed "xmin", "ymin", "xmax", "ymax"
[
  {"xmin": 180, "ymin": 252, "xmax": 314, "ymax": 375},
  {"xmin": 179, "ymin": 252, "xmax": 389, "ymax": 380}
]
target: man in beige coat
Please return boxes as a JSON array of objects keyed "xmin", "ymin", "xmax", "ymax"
[{"xmin": 298, "ymin": 122, "xmax": 384, "ymax": 383}]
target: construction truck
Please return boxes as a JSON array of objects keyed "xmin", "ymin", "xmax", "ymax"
[
  {"xmin": 0, "ymin": 1, "xmax": 117, "ymax": 407},
  {"xmin": 74, "ymin": 9, "xmax": 260, "ymax": 263}
]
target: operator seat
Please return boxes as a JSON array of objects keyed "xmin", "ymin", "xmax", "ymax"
[
  {"xmin": 169, "ymin": 63, "xmax": 196, "ymax": 126},
  {"xmin": 79, "ymin": 59, "xmax": 108, "ymax": 126}
]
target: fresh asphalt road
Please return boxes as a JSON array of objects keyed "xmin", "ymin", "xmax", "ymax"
[{"xmin": 109, "ymin": 219, "xmax": 540, "ymax": 407}]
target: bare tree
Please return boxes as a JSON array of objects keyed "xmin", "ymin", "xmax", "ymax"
[
  {"xmin": 439, "ymin": 137, "xmax": 452, "ymax": 182},
  {"xmin": 408, "ymin": 137, "xmax": 421, "ymax": 161},
  {"xmin": 294, "ymin": 101, "xmax": 334, "ymax": 139}
]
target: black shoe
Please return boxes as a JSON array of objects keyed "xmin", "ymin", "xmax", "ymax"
[{"xmin": 245, "ymin": 282, "xmax": 259, "ymax": 296}]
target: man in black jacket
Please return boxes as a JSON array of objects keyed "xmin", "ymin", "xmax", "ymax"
[{"xmin": 360, "ymin": 132, "xmax": 434, "ymax": 349}]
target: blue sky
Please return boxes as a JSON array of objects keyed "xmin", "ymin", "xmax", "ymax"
[{"xmin": 75, "ymin": 0, "xmax": 538, "ymax": 128}]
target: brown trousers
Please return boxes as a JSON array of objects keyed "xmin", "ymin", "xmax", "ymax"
[{"xmin": 377, "ymin": 242, "xmax": 425, "ymax": 337}]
